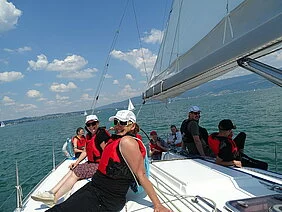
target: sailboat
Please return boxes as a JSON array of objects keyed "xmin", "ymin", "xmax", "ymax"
[
  {"xmin": 83, "ymin": 110, "xmax": 87, "ymax": 116},
  {"xmin": 14, "ymin": 0, "xmax": 282, "ymax": 211},
  {"xmin": 0, "ymin": 121, "xmax": 5, "ymax": 127},
  {"xmin": 127, "ymin": 98, "xmax": 135, "ymax": 111}
]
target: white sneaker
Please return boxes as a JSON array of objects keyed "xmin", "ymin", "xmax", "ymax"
[
  {"xmin": 31, "ymin": 191, "xmax": 54, "ymax": 202},
  {"xmin": 44, "ymin": 200, "xmax": 55, "ymax": 208}
]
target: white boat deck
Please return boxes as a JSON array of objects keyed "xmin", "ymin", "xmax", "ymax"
[{"xmin": 16, "ymin": 155, "xmax": 282, "ymax": 212}]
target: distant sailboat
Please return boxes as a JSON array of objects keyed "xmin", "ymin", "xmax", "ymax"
[
  {"xmin": 0, "ymin": 121, "xmax": 5, "ymax": 127},
  {"xmin": 127, "ymin": 98, "xmax": 135, "ymax": 111},
  {"xmin": 84, "ymin": 110, "xmax": 87, "ymax": 116}
]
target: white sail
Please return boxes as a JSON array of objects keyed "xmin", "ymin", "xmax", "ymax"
[
  {"xmin": 143, "ymin": 0, "xmax": 282, "ymax": 100},
  {"xmin": 127, "ymin": 99, "xmax": 135, "ymax": 111},
  {"xmin": 0, "ymin": 121, "xmax": 5, "ymax": 127},
  {"xmin": 84, "ymin": 110, "xmax": 87, "ymax": 116}
]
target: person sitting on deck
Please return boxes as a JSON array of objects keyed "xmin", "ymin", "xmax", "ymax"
[
  {"xmin": 46, "ymin": 109, "xmax": 172, "ymax": 212},
  {"xmin": 31, "ymin": 114, "xmax": 111, "ymax": 207},
  {"xmin": 71, "ymin": 127, "xmax": 86, "ymax": 158},
  {"xmin": 167, "ymin": 125, "xmax": 182, "ymax": 147},
  {"xmin": 180, "ymin": 106, "xmax": 211, "ymax": 156},
  {"xmin": 149, "ymin": 130, "xmax": 168, "ymax": 160},
  {"xmin": 208, "ymin": 119, "xmax": 268, "ymax": 170}
]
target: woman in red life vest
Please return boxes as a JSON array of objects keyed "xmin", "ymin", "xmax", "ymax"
[
  {"xmin": 47, "ymin": 110, "xmax": 172, "ymax": 212},
  {"xmin": 72, "ymin": 127, "xmax": 86, "ymax": 158},
  {"xmin": 31, "ymin": 115, "xmax": 110, "ymax": 207}
]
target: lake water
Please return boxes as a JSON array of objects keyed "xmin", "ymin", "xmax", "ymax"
[{"xmin": 0, "ymin": 86, "xmax": 281, "ymax": 211}]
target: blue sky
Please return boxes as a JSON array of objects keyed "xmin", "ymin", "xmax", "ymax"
[{"xmin": 0, "ymin": 0, "xmax": 281, "ymax": 121}]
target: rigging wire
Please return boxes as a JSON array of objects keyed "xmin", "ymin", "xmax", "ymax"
[
  {"xmin": 90, "ymin": 0, "xmax": 130, "ymax": 114},
  {"xmin": 131, "ymin": 0, "xmax": 149, "ymax": 83}
]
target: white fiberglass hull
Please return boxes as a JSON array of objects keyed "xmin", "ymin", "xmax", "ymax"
[{"xmin": 15, "ymin": 153, "xmax": 282, "ymax": 212}]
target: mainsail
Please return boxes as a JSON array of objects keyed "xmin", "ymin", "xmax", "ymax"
[{"xmin": 143, "ymin": 0, "xmax": 282, "ymax": 101}]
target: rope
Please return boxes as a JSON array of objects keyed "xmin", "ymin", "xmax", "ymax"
[
  {"xmin": 90, "ymin": 0, "xmax": 130, "ymax": 114},
  {"xmin": 150, "ymin": 172, "xmax": 218, "ymax": 211}
]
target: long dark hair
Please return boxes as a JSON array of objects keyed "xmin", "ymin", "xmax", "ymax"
[{"xmin": 76, "ymin": 127, "xmax": 84, "ymax": 135}]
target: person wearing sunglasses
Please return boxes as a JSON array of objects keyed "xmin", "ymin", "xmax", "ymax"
[
  {"xmin": 32, "ymin": 114, "xmax": 111, "ymax": 208},
  {"xmin": 180, "ymin": 106, "xmax": 211, "ymax": 157},
  {"xmin": 47, "ymin": 110, "xmax": 172, "ymax": 212}
]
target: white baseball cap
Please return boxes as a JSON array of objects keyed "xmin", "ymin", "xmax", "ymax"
[
  {"xmin": 109, "ymin": 110, "xmax": 136, "ymax": 123},
  {"xmin": 189, "ymin": 106, "xmax": 201, "ymax": 113},
  {"xmin": 85, "ymin": 115, "xmax": 99, "ymax": 123}
]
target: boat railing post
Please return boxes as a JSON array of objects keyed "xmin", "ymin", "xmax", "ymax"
[
  {"xmin": 52, "ymin": 141, "xmax": 56, "ymax": 171},
  {"xmin": 15, "ymin": 161, "xmax": 23, "ymax": 210},
  {"xmin": 274, "ymin": 142, "xmax": 277, "ymax": 172}
]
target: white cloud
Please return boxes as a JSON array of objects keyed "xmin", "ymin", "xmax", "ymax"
[
  {"xmin": 0, "ymin": 0, "xmax": 22, "ymax": 33},
  {"xmin": 50, "ymin": 82, "xmax": 77, "ymax": 93},
  {"xmin": 34, "ymin": 83, "xmax": 43, "ymax": 87},
  {"xmin": 113, "ymin": 79, "xmax": 119, "ymax": 85},
  {"xmin": 4, "ymin": 46, "xmax": 32, "ymax": 53},
  {"xmin": 57, "ymin": 68, "xmax": 98, "ymax": 79},
  {"xmin": 37, "ymin": 97, "xmax": 47, "ymax": 101},
  {"xmin": 0, "ymin": 71, "xmax": 24, "ymax": 82},
  {"xmin": 17, "ymin": 103, "xmax": 37, "ymax": 112},
  {"xmin": 47, "ymin": 55, "xmax": 88, "ymax": 72},
  {"xmin": 27, "ymin": 54, "xmax": 49, "ymax": 71},
  {"xmin": 81, "ymin": 93, "xmax": 92, "ymax": 101},
  {"xmin": 125, "ymin": 74, "xmax": 134, "ymax": 81},
  {"xmin": 55, "ymin": 94, "xmax": 69, "ymax": 101},
  {"xmin": 27, "ymin": 54, "xmax": 98, "ymax": 79},
  {"xmin": 26, "ymin": 90, "xmax": 42, "ymax": 98},
  {"xmin": 2, "ymin": 96, "xmax": 15, "ymax": 105},
  {"xmin": 28, "ymin": 54, "xmax": 88, "ymax": 72},
  {"xmin": 141, "ymin": 29, "xmax": 163, "ymax": 44},
  {"xmin": 111, "ymin": 48, "xmax": 157, "ymax": 76},
  {"xmin": 118, "ymin": 84, "xmax": 140, "ymax": 98},
  {"xmin": 139, "ymin": 80, "xmax": 147, "ymax": 84},
  {"xmin": 104, "ymin": 74, "xmax": 112, "ymax": 79}
]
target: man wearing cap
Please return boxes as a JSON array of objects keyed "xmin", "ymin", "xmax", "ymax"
[
  {"xmin": 180, "ymin": 106, "xmax": 209, "ymax": 156},
  {"xmin": 149, "ymin": 130, "xmax": 168, "ymax": 160},
  {"xmin": 208, "ymin": 119, "xmax": 268, "ymax": 170},
  {"xmin": 208, "ymin": 119, "xmax": 243, "ymax": 167}
]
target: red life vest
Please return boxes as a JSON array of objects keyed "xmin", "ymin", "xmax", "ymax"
[
  {"xmin": 72, "ymin": 135, "xmax": 86, "ymax": 150},
  {"xmin": 208, "ymin": 133, "xmax": 238, "ymax": 156},
  {"xmin": 98, "ymin": 135, "xmax": 146, "ymax": 178},
  {"xmin": 149, "ymin": 138, "xmax": 166, "ymax": 154}
]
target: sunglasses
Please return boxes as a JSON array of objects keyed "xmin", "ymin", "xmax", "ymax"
[
  {"xmin": 192, "ymin": 112, "xmax": 200, "ymax": 115},
  {"xmin": 86, "ymin": 121, "xmax": 98, "ymax": 127},
  {"xmin": 113, "ymin": 119, "xmax": 131, "ymax": 126}
]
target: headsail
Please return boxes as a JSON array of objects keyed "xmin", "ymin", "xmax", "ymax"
[
  {"xmin": 0, "ymin": 121, "xmax": 5, "ymax": 127},
  {"xmin": 143, "ymin": 0, "xmax": 282, "ymax": 101},
  {"xmin": 128, "ymin": 99, "xmax": 135, "ymax": 111}
]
